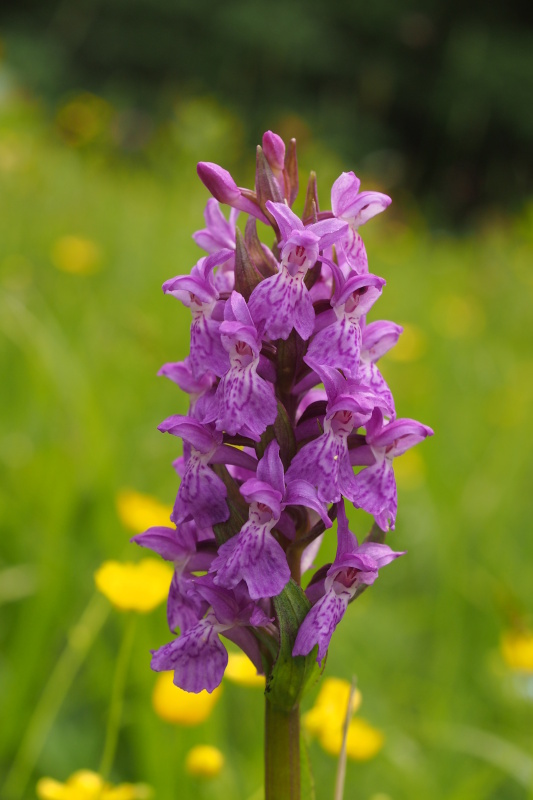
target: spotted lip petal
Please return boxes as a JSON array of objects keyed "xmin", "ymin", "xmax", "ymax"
[
  {"xmin": 151, "ymin": 617, "xmax": 228, "ymax": 693},
  {"xmin": 173, "ymin": 454, "xmax": 230, "ymax": 529},
  {"xmin": 292, "ymin": 588, "xmax": 349, "ymax": 664},
  {"xmin": 211, "ymin": 519, "xmax": 291, "ymax": 600},
  {"xmin": 248, "ymin": 267, "xmax": 315, "ymax": 341}
]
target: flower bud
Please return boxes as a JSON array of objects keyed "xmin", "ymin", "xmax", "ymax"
[{"xmin": 262, "ymin": 130, "xmax": 285, "ymax": 173}]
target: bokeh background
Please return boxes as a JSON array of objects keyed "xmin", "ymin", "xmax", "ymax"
[{"xmin": 1, "ymin": 1, "xmax": 533, "ymax": 798}]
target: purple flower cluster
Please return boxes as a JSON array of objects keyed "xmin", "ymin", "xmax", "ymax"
[{"xmin": 134, "ymin": 132, "xmax": 433, "ymax": 694}]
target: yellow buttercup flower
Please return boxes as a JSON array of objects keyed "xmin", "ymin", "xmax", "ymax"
[
  {"xmin": 501, "ymin": 629, "xmax": 533, "ymax": 672},
  {"xmin": 116, "ymin": 490, "xmax": 173, "ymax": 534},
  {"xmin": 95, "ymin": 559, "xmax": 172, "ymax": 612},
  {"xmin": 152, "ymin": 671, "xmax": 222, "ymax": 724},
  {"xmin": 319, "ymin": 717, "xmax": 385, "ymax": 761},
  {"xmin": 36, "ymin": 769, "xmax": 152, "ymax": 800},
  {"xmin": 185, "ymin": 745, "xmax": 225, "ymax": 778},
  {"xmin": 224, "ymin": 652, "xmax": 265, "ymax": 687},
  {"xmin": 304, "ymin": 677, "xmax": 383, "ymax": 761},
  {"xmin": 51, "ymin": 236, "xmax": 102, "ymax": 275},
  {"xmin": 303, "ymin": 677, "xmax": 362, "ymax": 737}
]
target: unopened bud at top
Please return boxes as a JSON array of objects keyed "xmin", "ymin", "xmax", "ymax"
[
  {"xmin": 197, "ymin": 162, "xmax": 241, "ymax": 204},
  {"xmin": 262, "ymin": 130, "xmax": 285, "ymax": 174}
]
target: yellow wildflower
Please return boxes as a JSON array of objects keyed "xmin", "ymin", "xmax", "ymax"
[
  {"xmin": 224, "ymin": 652, "xmax": 265, "ymax": 687},
  {"xmin": 51, "ymin": 236, "xmax": 102, "ymax": 275},
  {"xmin": 319, "ymin": 717, "xmax": 385, "ymax": 761},
  {"xmin": 303, "ymin": 677, "xmax": 362, "ymax": 737},
  {"xmin": 152, "ymin": 671, "xmax": 222, "ymax": 724},
  {"xmin": 116, "ymin": 489, "xmax": 173, "ymax": 534},
  {"xmin": 501, "ymin": 629, "xmax": 533, "ymax": 672},
  {"xmin": 94, "ymin": 559, "xmax": 172, "ymax": 612},
  {"xmin": 36, "ymin": 769, "xmax": 152, "ymax": 800},
  {"xmin": 185, "ymin": 745, "xmax": 225, "ymax": 778},
  {"xmin": 304, "ymin": 677, "xmax": 384, "ymax": 761}
]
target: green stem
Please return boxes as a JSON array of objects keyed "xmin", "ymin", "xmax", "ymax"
[
  {"xmin": 1, "ymin": 593, "xmax": 109, "ymax": 800},
  {"xmin": 98, "ymin": 612, "xmax": 137, "ymax": 780},
  {"xmin": 265, "ymin": 699, "xmax": 300, "ymax": 800}
]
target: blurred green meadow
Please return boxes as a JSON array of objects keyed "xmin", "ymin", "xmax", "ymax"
[{"xmin": 1, "ymin": 73, "xmax": 533, "ymax": 800}]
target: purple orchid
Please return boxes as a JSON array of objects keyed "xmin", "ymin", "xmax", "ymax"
[
  {"xmin": 143, "ymin": 134, "xmax": 433, "ymax": 726},
  {"xmin": 352, "ymin": 410, "xmax": 434, "ymax": 531},
  {"xmin": 287, "ymin": 364, "xmax": 383, "ymax": 503},
  {"xmin": 163, "ymin": 250, "xmax": 233, "ymax": 379},
  {"xmin": 331, "ymin": 172, "xmax": 391, "ymax": 273},
  {"xmin": 293, "ymin": 502, "xmax": 404, "ymax": 663},
  {"xmin": 212, "ymin": 441, "xmax": 331, "ymax": 599},
  {"xmin": 202, "ymin": 291, "xmax": 278, "ymax": 441},
  {"xmin": 248, "ymin": 201, "xmax": 348, "ymax": 341},
  {"xmin": 305, "ymin": 271, "xmax": 386, "ymax": 377}
]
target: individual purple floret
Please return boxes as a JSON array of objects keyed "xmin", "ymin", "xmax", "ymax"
[
  {"xmin": 151, "ymin": 576, "xmax": 272, "ymax": 693},
  {"xmin": 305, "ymin": 270, "xmax": 385, "ymax": 377},
  {"xmin": 287, "ymin": 364, "xmax": 383, "ymax": 503},
  {"xmin": 193, "ymin": 198, "xmax": 239, "ymax": 254},
  {"xmin": 331, "ymin": 171, "xmax": 391, "ymax": 273},
  {"xmin": 248, "ymin": 201, "xmax": 347, "ymax": 341},
  {"xmin": 212, "ymin": 441, "xmax": 331, "ymax": 599},
  {"xmin": 352, "ymin": 409, "xmax": 434, "ymax": 531},
  {"xmin": 202, "ymin": 291, "xmax": 278, "ymax": 440},
  {"xmin": 157, "ymin": 416, "xmax": 229, "ymax": 528},
  {"xmin": 163, "ymin": 250, "xmax": 233, "ymax": 379},
  {"xmin": 293, "ymin": 502, "xmax": 404, "ymax": 663},
  {"xmin": 357, "ymin": 321, "xmax": 403, "ymax": 419}
]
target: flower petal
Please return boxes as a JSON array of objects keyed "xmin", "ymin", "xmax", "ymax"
[
  {"xmin": 151, "ymin": 619, "xmax": 228, "ymax": 693},
  {"xmin": 292, "ymin": 588, "xmax": 349, "ymax": 663},
  {"xmin": 212, "ymin": 522, "xmax": 290, "ymax": 600}
]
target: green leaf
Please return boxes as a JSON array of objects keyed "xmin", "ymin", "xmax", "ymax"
[{"xmin": 266, "ymin": 579, "xmax": 323, "ymax": 711}]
